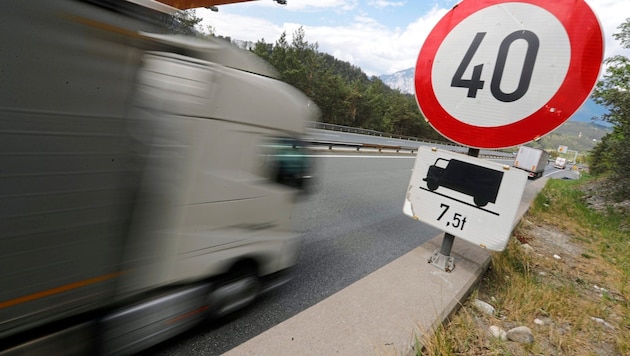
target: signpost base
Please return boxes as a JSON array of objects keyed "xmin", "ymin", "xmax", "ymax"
[
  {"xmin": 428, "ymin": 149, "xmax": 478, "ymax": 273},
  {"xmin": 428, "ymin": 249, "xmax": 456, "ymax": 272},
  {"xmin": 429, "ymin": 233, "xmax": 456, "ymax": 272}
]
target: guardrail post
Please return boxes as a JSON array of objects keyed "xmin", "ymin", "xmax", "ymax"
[{"xmin": 429, "ymin": 147, "xmax": 480, "ymax": 272}]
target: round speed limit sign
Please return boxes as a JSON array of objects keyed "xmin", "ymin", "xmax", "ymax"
[{"xmin": 414, "ymin": 0, "xmax": 603, "ymax": 149}]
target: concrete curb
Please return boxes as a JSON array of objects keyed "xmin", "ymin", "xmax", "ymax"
[{"xmin": 225, "ymin": 178, "xmax": 549, "ymax": 355}]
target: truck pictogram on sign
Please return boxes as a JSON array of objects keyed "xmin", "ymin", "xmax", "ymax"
[{"xmin": 423, "ymin": 158, "xmax": 504, "ymax": 207}]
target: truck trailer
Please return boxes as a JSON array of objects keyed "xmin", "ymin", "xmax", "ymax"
[
  {"xmin": 0, "ymin": 1, "xmax": 317, "ymax": 354},
  {"xmin": 513, "ymin": 146, "xmax": 550, "ymax": 179}
]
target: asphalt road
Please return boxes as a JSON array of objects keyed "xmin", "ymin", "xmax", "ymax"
[
  {"xmin": 543, "ymin": 163, "xmax": 583, "ymax": 180},
  {"xmin": 146, "ymin": 153, "xmax": 441, "ymax": 355}
]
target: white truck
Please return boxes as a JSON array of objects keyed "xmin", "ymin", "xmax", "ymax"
[
  {"xmin": 0, "ymin": 1, "xmax": 317, "ymax": 354},
  {"xmin": 513, "ymin": 146, "xmax": 550, "ymax": 179},
  {"xmin": 554, "ymin": 157, "xmax": 568, "ymax": 169}
]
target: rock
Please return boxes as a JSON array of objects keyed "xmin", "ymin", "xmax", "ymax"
[
  {"xmin": 590, "ymin": 317, "xmax": 615, "ymax": 330},
  {"xmin": 521, "ymin": 243, "xmax": 535, "ymax": 254},
  {"xmin": 506, "ymin": 326, "xmax": 534, "ymax": 344},
  {"xmin": 472, "ymin": 299, "xmax": 495, "ymax": 316},
  {"xmin": 553, "ymin": 254, "xmax": 562, "ymax": 260},
  {"xmin": 489, "ymin": 325, "xmax": 507, "ymax": 341}
]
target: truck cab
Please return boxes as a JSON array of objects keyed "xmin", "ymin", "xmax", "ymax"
[{"xmin": 554, "ymin": 157, "xmax": 567, "ymax": 169}]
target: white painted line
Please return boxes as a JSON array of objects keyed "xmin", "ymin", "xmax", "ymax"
[
  {"xmin": 304, "ymin": 155, "xmax": 416, "ymax": 159},
  {"xmin": 309, "ymin": 133, "xmax": 340, "ymax": 137},
  {"xmin": 543, "ymin": 169, "xmax": 581, "ymax": 178}
]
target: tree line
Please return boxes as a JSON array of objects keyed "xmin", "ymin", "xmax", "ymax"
[
  {"xmin": 589, "ymin": 18, "xmax": 630, "ymax": 197},
  {"xmin": 248, "ymin": 28, "xmax": 445, "ymax": 142}
]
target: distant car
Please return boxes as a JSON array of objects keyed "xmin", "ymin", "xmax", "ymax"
[{"xmin": 554, "ymin": 157, "xmax": 567, "ymax": 169}]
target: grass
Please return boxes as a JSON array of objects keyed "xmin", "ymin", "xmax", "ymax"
[{"xmin": 418, "ymin": 174, "xmax": 630, "ymax": 355}]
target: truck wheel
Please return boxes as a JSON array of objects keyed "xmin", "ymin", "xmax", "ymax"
[
  {"xmin": 474, "ymin": 197, "xmax": 488, "ymax": 207},
  {"xmin": 426, "ymin": 179, "xmax": 439, "ymax": 191},
  {"xmin": 208, "ymin": 264, "xmax": 260, "ymax": 319}
]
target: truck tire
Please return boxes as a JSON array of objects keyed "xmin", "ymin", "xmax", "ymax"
[
  {"xmin": 207, "ymin": 263, "xmax": 260, "ymax": 319},
  {"xmin": 474, "ymin": 196, "xmax": 488, "ymax": 207},
  {"xmin": 426, "ymin": 179, "xmax": 439, "ymax": 191}
]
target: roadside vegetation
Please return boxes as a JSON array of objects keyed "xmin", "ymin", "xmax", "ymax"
[
  {"xmin": 419, "ymin": 174, "xmax": 629, "ymax": 355},
  {"xmin": 588, "ymin": 18, "xmax": 630, "ymax": 199}
]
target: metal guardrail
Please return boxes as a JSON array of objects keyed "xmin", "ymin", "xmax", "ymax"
[
  {"xmin": 306, "ymin": 122, "xmax": 515, "ymax": 159},
  {"xmin": 307, "ymin": 121, "xmax": 460, "ymax": 147},
  {"xmin": 301, "ymin": 140, "xmax": 513, "ymax": 160},
  {"xmin": 306, "ymin": 140, "xmax": 418, "ymax": 153}
]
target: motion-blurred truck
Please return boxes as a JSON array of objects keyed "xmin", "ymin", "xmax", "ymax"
[
  {"xmin": 0, "ymin": 0, "xmax": 317, "ymax": 354},
  {"xmin": 513, "ymin": 146, "xmax": 550, "ymax": 179}
]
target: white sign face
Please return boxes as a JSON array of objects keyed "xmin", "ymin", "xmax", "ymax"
[
  {"xmin": 432, "ymin": 3, "xmax": 570, "ymax": 128},
  {"xmin": 403, "ymin": 147, "xmax": 528, "ymax": 251}
]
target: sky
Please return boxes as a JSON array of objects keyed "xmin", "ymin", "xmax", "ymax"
[{"xmin": 197, "ymin": 0, "xmax": 630, "ymax": 77}]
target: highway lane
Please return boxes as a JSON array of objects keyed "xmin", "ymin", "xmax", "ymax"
[
  {"xmin": 147, "ymin": 153, "xmax": 441, "ymax": 355},
  {"xmin": 543, "ymin": 163, "xmax": 583, "ymax": 180}
]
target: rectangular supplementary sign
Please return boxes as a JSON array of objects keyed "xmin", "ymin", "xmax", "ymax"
[{"xmin": 403, "ymin": 146, "xmax": 528, "ymax": 251}]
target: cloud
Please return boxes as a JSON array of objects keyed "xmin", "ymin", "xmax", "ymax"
[
  {"xmin": 199, "ymin": 10, "xmax": 283, "ymax": 42},
  {"xmin": 201, "ymin": 0, "xmax": 629, "ymax": 77},
  {"xmin": 368, "ymin": 0, "xmax": 406, "ymax": 9},
  {"xmin": 303, "ymin": 6, "xmax": 447, "ymax": 76},
  {"xmin": 585, "ymin": 0, "xmax": 629, "ymax": 59},
  {"xmin": 241, "ymin": 0, "xmax": 359, "ymax": 12},
  {"xmin": 201, "ymin": 5, "xmax": 447, "ymax": 76}
]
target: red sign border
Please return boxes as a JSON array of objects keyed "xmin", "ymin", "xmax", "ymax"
[{"xmin": 414, "ymin": 0, "xmax": 604, "ymax": 149}]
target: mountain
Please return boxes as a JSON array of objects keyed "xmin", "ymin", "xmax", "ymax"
[
  {"xmin": 379, "ymin": 68, "xmax": 415, "ymax": 95},
  {"xmin": 535, "ymin": 120, "xmax": 611, "ymax": 153},
  {"xmin": 379, "ymin": 67, "xmax": 610, "ymax": 126}
]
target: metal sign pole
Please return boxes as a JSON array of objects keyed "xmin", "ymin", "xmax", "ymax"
[{"xmin": 429, "ymin": 148, "xmax": 480, "ymax": 272}]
